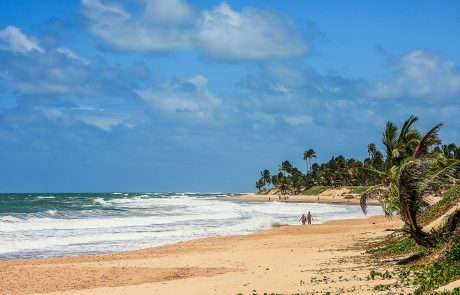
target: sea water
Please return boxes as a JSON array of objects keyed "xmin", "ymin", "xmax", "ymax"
[{"xmin": 0, "ymin": 192, "xmax": 382, "ymax": 259}]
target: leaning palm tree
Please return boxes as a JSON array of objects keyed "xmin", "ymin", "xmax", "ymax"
[
  {"xmin": 360, "ymin": 116, "xmax": 444, "ymax": 216},
  {"xmin": 362, "ymin": 122, "xmax": 459, "ymax": 247},
  {"xmin": 398, "ymin": 123, "xmax": 459, "ymax": 247}
]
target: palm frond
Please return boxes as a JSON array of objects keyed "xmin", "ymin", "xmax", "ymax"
[
  {"xmin": 382, "ymin": 121, "xmax": 399, "ymax": 165},
  {"xmin": 399, "ymin": 115, "xmax": 418, "ymax": 141},
  {"xmin": 413, "ymin": 122, "xmax": 444, "ymax": 159},
  {"xmin": 360, "ymin": 185, "xmax": 389, "ymax": 214},
  {"xmin": 353, "ymin": 165, "xmax": 387, "ymax": 179}
]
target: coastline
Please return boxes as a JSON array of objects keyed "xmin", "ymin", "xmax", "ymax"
[
  {"xmin": 1, "ymin": 215, "xmax": 402, "ymax": 295},
  {"xmin": 224, "ymin": 193, "xmax": 381, "ymax": 206}
]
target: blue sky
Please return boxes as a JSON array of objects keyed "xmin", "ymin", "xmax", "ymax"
[{"xmin": 0, "ymin": 0, "xmax": 459, "ymax": 192}]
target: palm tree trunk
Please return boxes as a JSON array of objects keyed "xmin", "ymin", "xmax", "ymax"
[{"xmin": 410, "ymin": 228, "xmax": 437, "ymax": 248}]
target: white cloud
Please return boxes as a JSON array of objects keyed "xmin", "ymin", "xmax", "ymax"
[
  {"xmin": 81, "ymin": 0, "xmax": 194, "ymax": 51},
  {"xmin": 282, "ymin": 114, "xmax": 313, "ymax": 126},
  {"xmin": 56, "ymin": 47, "xmax": 90, "ymax": 65},
  {"xmin": 371, "ymin": 50, "xmax": 460, "ymax": 99},
  {"xmin": 78, "ymin": 115, "xmax": 134, "ymax": 131},
  {"xmin": 144, "ymin": 0, "xmax": 194, "ymax": 25},
  {"xmin": 198, "ymin": 3, "xmax": 307, "ymax": 60},
  {"xmin": 0, "ymin": 25, "xmax": 44, "ymax": 53},
  {"xmin": 136, "ymin": 75, "xmax": 224, "ymax": 121},
  {"xmin": 80, "ymin": 0, "xmax": 308, "ymax": 60},
  {"xmin": 248, "ymin": 111, "xmax": 312, "ymax": 127},
  {"xmin": 38, "ymin": 105, "xmax": 142, "ymax": 131}
]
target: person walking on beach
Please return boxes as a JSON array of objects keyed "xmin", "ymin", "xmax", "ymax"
[
  {"xmin": 299, "ymin": 214, "xmax": 307, "ymax": 225},
  {"xmin": 307, "ymin": 211, "xmax": 313, "ymax": 224}
]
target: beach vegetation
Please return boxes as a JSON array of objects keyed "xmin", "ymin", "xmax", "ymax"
[
  {"xmin": 369, "ymin": 236, "xmax": 426, "ymax": 256},
  {"xmin": 256, "ymin": 115, "xmax": 460, "ymax": 293},
  {"xmin": 365, "ymin": 185, "xmax": 460, "ymax": 293}
]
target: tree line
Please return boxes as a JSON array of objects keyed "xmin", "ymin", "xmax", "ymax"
[{"xmin": 256, "ymin": 116, "xmax": 460, "ymax": 195}]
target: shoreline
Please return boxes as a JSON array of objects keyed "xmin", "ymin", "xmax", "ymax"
[
  {"xmin": 1, "ymin": 215, "xmax": 402, "ymax": 295},
  {"xmin": 224, "ymin": 193, "xmax": 381, "ymax": 206}
]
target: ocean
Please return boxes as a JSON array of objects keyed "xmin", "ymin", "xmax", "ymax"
[{"xmin": 0, "ymin": 192, "xmax": 383, "ymax": 260}]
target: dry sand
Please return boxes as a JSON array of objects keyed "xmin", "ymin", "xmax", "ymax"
[
  {"xmin": 0, "ymin": 215, "xmax": 403, "ymax": 295},
  {"xmin": 224, "ymin": 193, "xmax": 381, "ymax": 206}
]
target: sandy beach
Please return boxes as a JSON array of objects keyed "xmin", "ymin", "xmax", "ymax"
[
  {"xmin": 0, "ymin": 215, "xmax": 402, "ymax": 295},
  {"xmin": 224, "ymin": 188, "xmax": 381, "ymax": 206}
]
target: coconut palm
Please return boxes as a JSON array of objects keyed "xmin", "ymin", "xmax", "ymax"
[
  {"xmin": 381, "ymin": 115, "xmax": 421, "ymax": 170},
  {"xmin": 303, "ymin": 149, "xmax": 317, "ymax": 173},
  {"xmin": 280, "ymin": 160, "xmax": 293, "ymax": 174},
  {"xmin": 261, "ymin": 169, "xmax": 271, "ymax": 187},
  {"xmin": 398, "ymin": 123, "xmax": 459, "ymax": 247},
  {"xmin": 360, "ymin": 115, "xmax": 439, "ymax": 215},
  {"xmin": 367, "ymin": 143, "xmax": 377, "ymax": 159}
]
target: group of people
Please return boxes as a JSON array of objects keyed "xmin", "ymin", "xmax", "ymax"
[
  {"xmin": 299, "ymin": 211, "xmax": 313, "ymax": 225},
  {"xmin": 268, "ymin": 195, "xmax": 290, "ymax": 201}
]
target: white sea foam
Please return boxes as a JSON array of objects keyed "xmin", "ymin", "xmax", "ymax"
[
  {"xmin": 93, "ymin": 198, "xmax": 109, "ymax": 205},
  {"xmin": 36, "ymin": 196, "xmax": 55, "ymax": 200},
  {"xmin": 0, "ymin": 216, "xmax": 21, "ymax": 222}
]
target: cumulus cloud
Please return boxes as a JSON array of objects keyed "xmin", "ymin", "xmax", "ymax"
[
  {"xmin": 0, "ymin": 25, "xmax": 153, "ymax": 132},
  {"xmin": 198, "ymin": 3, "xmax": 307, "ymax": 60},
  {"xmin": 371, "ymin": 50, "xmax": 460, "ymax": 99},
  {"xmin": 81, "ymin": 0, "xmax": 195, "ymax": 50},
  {"xmin": 235, "ymin": 62, "xmax": 382, "ymax": 130},
  {"xmin": 0, "ymin": 38, "xmax": 143, "ymax": 98},
  {"xmin": 136, "ymin": 75, "xmax": 224, "ymax": 121},
  {"xmin": 80, "ymin": 0, "xmax": 308, "ymax": 60},
  {"xmin": 0, "ymin": 25, "xmax": 44, "ymax": 53}
]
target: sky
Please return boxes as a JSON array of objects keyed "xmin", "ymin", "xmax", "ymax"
[{"xmin": 0, "ymin": 0, "xmax": 459, "ymax": 192}]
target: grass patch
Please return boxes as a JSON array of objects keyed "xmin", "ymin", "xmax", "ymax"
[
  {"xmin": 346, "ymin": 186, "xmax": 372, "ymax": 194},
  {"xmin": 302, "ymin": 186, "xmax": 329, "ymax": 195},
  {"xmin": 368, "ymin": 236, "xmax": 426, "ymax": 256},
  {"xmin": 419, "ymin": 185, "xmax": 460, "ymax": 226},
  {"xmin": 411, "ymin": 239, "xmax": 460, "ymax": 294}
]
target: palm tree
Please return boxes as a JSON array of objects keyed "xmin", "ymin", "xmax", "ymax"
[
  {"xmin": 261, "ymin": 169, "xmax": 271, "ymax": 187},
  {"xmin": 398, "ymin": 123, "xmax": 459, "ymax": 247},
  {"xmin": 443, "ymin": 143, "xmax": 458, "ymax": 158},
  {"xmin": 381, "ymin": 115, "xmax": 424, "ymax": 170},
  {"xmin": 303, "ymin": 149, "xmax": 317, "ymax": 173},
  {"xmin": 360, "ymin": 115, "xmax": 436, "ymax": 215},
  {"xmin": 367, "ymin": 143, "xmax": 377, "ymax": 160},
  {"xmin": 280, "ymin": 160, "xmax": 293, "ymax": 174}
]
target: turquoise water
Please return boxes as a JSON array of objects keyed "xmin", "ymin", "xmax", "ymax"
[{"xmin": 0, "ymin": 192, "xmax": 382, "ymax": 260}]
